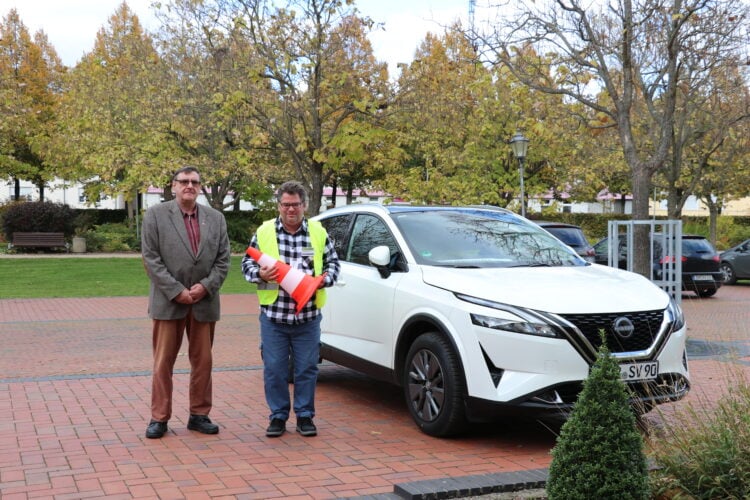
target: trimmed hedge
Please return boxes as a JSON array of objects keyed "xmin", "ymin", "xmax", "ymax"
[{"xmin": 1, "ymin": 201, "xmax": 77, "ymax": 240}]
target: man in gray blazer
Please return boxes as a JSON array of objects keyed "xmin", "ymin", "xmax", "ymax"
[{"xmin": 141, "ymin": 166, "xmax": 231, "ymax": 439}]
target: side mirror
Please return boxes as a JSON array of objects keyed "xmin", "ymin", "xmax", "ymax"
[{"xmin": 369, "ymin": 245, "xmax": 392, "ymax": 278}]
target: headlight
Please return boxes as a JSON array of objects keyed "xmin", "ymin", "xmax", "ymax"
[
  {"xmin": 667, "ymin": 296, "xmax": 685, "ymax": 331},
  {"xmin": 470, "ymin": 313, "xmax": 559, "ymax": 337},
  {"xmin": 457, "ymin": 292, "xmax": 564, "ymax": 338}
]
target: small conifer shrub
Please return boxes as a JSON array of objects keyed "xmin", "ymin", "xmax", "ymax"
[{"xmin": 547, "ymin": 333, "xmax": 649, "ymax": 499}]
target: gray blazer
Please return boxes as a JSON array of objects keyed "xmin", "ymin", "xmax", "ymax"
[{"xmin": 141, "ymin": 200, "xmax": 230, "ymax": 322}]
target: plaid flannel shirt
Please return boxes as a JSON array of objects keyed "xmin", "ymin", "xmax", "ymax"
[{"xmin": 241, "ymin": 217, "xmax": 340, "ymax": 324}]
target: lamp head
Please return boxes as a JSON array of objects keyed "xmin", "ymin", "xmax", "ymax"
[{"xmin": 509, "ymin": 131, "xmax": 529, "ymax": 160}]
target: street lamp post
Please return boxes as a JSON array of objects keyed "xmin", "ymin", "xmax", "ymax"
[{"xmin": 509, "ymin": 131, "xmax": 530, "ymax": 217}]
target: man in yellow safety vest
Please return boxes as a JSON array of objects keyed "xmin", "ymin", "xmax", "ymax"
[{"xmin": 241, "ymin": 181, "xmax": 340, "ymax": 437}]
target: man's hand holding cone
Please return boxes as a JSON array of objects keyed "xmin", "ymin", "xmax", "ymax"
[{"xmin": 246, "ymin": 246, "xmax": 326, "ymax": 315}]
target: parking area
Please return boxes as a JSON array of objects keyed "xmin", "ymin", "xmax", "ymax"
[{"xmin": 1, "ymin": 285, "xmax": 749, "ymax": 498}]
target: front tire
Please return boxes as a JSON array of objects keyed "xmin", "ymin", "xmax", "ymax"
[
  {"xmin": 403, "ymin": 332, "xmax": 467, "ymax": 437},
  {"xmin": 721, "ymin": 262, "xmax": 737, "ymax": 285}
]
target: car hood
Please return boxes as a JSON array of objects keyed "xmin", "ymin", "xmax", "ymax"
[{"xmin": 421, "ymin": 264, "xmax": 668, "ymax": 314}]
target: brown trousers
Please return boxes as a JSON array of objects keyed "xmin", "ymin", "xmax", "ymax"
[{"xmin": 151, "ymin": 309, "xmax": 215, "ymax": 422}]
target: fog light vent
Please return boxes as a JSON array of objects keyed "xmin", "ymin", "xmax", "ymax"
[
  {"xmin": 480, "ymin": 346, "xmax": 504, "ymax": 388},
  {"xmin": 532, "ymin": 390, "xmax": 563, "ymax": 405}
]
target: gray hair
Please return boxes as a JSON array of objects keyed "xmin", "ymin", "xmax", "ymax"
[
  {"xmin": 276, "ymin": 181, "xmax": 308, "ymax": 204},
  {"xmin": 172, "ymin": 166, "xmax": 200, "ymax": 181}
]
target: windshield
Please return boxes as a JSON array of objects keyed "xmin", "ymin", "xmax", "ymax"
[{"xmin": 391, "ymin": 209, "xmax": 585, "ymax": 268}]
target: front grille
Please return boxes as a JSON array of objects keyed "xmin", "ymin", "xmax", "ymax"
[{"xmin": 559, "ymin": 310, "xmax": 665, "ymax": 354}]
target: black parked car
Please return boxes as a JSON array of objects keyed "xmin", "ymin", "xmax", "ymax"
[
  {"xmin": 720, "ymin": 239, "xmax": 750, "ymax": 285},
  {"xmin": 535, "ymin": 222, "xmax": 596, "ymax": 263},
  {"xmin": 593, "ymin": 234, "xmax": 723, "ymax": 297}
]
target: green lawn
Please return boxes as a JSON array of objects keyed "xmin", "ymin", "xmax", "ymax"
[{"xmin": 0, "ymin": 256, "xmax": 256, "ymax": 299}]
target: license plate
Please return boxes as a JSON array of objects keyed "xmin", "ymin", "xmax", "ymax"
[
  {"xmin": 620, "ymin": 361, "xmax": 658, "ymax": 381},
  {"xmin": 693, "ymin": 275, "xmax": 714, "ymax": 281}
]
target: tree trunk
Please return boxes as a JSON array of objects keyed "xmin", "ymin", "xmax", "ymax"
[
  {"xmin": 308, "ymin": 163, "xmax": 324, "ymax": 215},
  {"xmin": 330, "ymin": 177, "xmax": 338, "ymax": 208},
  {"xmin": 709, "ymin": 205, "xmax": 719, "ymax": 246},
  {"xmin": 704, "ymin": 196, "xmax": 721, "ymax": 246},
  {"xmin": 126, "ymin": 194, "xmax": 135, "ymax": 222},
  {"xmin": 345, "ymin": 179, "xmax": 354, "ymax": 205},
  {"xmin": 631, "ymin": 165, "xmax": 653, "ymax": 277}
]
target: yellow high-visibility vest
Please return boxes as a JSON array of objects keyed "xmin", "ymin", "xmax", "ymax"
[{"xmin": 255, "ymin": 219, "xmax": 327, "ymax": 308}]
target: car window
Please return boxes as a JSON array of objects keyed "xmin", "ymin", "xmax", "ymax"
[
  {"xmin": 319, "ymin": 214, "xmax": 352, "ymax": 258},
  {"xmin": 682, "ymin": 238, "xmax": 716, "ymax": 254},
  {"xmin": 594, "ymin": 236, "xmax": 627, "ymax": 265},
  {"xmin": 393, "ymin": 210, "xmax": 581, "ymax": 267},
  {"xmin": 347, "ymin": 214, "xmax": 399, "ymax": 266},
  {"xmin": 544, "ymin": 227, "xmax": 588, "ymax": 247},
  {"xmin": 594, "ymin": 238, "xmax": 608, "ymax": 254}
]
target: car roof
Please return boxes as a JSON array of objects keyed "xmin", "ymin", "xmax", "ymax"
[
  {"xmin": 534, "ymin": 221, "xmax": 582, "ymax": 229},
  {"xmin": 604, "ymin": 233, "xmax": 708, "ymax": 240},
  {"xmin": 317, "ymin": 203, "xmax": 517, "ymax": 217}
]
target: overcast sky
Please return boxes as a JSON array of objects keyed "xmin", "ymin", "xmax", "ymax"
[{"xmin": 4, "ymin": 0, "xmax": 472, "ymax": 75}]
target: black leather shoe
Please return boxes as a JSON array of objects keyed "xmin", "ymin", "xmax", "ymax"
[
  {"xmin": 146, "ymin": 420, "xmax": 168, "ymax": 439},
  {"xmin": 187, "ymin": 414, "xmax": 219, "ymax": 434},
  {"xmin": 266, "ymin": 418, "xmax": 286, "ymax": 437},
  {"xmin": 295, "ymin": 417, "xmax": 317, "ymax": 437}
]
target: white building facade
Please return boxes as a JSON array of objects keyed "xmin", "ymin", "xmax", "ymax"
[{"xmin": 4, "ymin": 177, "xmax": 750, "ymax": 216}]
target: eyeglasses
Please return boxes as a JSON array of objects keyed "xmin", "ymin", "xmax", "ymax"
[
  {"xmin": 175, "ymin": 179, "xmax": 201, "ymax": 186},
  {"xmin": 279, "ymin": 202, "xmax": 303, "ymax": 209}
]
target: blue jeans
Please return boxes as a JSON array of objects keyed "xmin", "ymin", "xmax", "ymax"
[{"xmin": 259, "ymin": 313, "xmax": 321, "ymax": 421}]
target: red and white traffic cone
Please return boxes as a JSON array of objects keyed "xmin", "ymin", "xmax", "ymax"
[{"xmin": 246, "ymin": 246, "xmax": 326, "ymax": 315}]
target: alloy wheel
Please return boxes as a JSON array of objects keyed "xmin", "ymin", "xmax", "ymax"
[{"xmin": 407, "ymin": 349, "xmax": 445, "ymax": 422}]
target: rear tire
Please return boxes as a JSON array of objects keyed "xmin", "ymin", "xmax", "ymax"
[
  {"xmin": 720, "ymin": 262, "xmax": 737, "ymax": 285},
  {"xmin": 696, "ymin": 288, "xmax": 717, "ymax": 298},
  {"xmin": 403, "ymin": 332, "xmax": 467, "ymax": 437}
]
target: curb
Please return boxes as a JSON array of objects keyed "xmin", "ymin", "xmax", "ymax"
[{"xmin": 348, "ymin": 468, "xmax": 548, "ymax": 499}]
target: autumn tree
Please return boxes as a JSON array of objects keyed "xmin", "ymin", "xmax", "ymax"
[
  {"xmin": 655, "ymin": 22, "xmax": 750, "ymax": 220},
  {"xmin": 315, "ymin": 14, "xmax": 400, "ymax": 206},
  {"xmin": 565, "ymin": 97, "xmax": 632, "ymax": 214},
  {"xmin": 152, "ymin": 0, "xmax": 276, "ymax": 210},
  {"xmin": 49, "ymin": 2, "xmax": 164, "ymax": 220},
  {"xmin": 388, "ymin": 27, "xmax": 500, "ymax": 205},
  {"xmin": 477, "ymin": 0, "xmax": 748, "ymax": 275},
  {"xmin": 202, "ymin": 0, "xmax": 392, "ymax": 214},
  {"xmin": 0, "ymin": 9, "xmax": 65, "ymax": 202},
  {"xmin": 692, "ymin": 113, "xmax": 750, "ymax": 244},
  {"xmin": 388, "ymin": 26, "xmax": 582, "ymax": 212},
  {"xmin": 501, "ymin": 59, "xmax": 599, "ymax": 213}
]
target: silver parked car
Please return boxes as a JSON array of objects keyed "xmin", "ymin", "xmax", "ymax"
[{"xmin": 720, "ymin": 239, "xmax": 750, "ymax": 285}]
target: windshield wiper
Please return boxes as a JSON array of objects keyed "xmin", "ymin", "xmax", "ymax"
[{"xmin": 433, "ymin": 264, "xmax": 481, "ymax": 268}]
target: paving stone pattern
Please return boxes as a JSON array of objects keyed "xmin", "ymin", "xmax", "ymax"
[{"xmin": 1, "ymin": 280, "xmax": 749, "ymax": 498}]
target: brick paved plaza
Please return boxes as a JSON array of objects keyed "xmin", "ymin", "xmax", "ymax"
[{"xmin": 1, "ymin": 283, "xmax": 749, "ymax": 498}]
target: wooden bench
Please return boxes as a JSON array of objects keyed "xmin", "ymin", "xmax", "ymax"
[{"xmin": 10, "ymin": 232, "xmax": 70, "ymax": 252}]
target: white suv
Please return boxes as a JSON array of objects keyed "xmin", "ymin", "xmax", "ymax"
[{"xmin": 314, "ymin": 205, "xmax": 690, "ymax": 436}]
